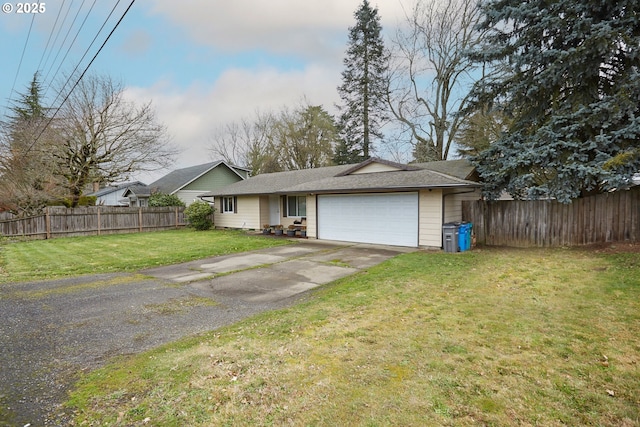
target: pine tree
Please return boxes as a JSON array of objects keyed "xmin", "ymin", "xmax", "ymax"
[
  {"xmin": 10, "ymin": 72, "xmax": 46, "ymax": 121},
  {"xmin": 469, "ymin": 0, "xmax": 640, "ymax": 202},
  {"xmin": 0, "ymin": 72, "xmax": 61, "ymax": 215},
  {"xmin": 335, "ymin": 0, "xmax": 388, "ymax": 164}
]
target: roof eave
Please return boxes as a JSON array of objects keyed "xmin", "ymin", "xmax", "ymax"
[
  {"xmin": 205, "ymin": 182, "xmax": 480, "ymax": 197},
  {"xmin": 289, "ymin": 183, "xmax": 481, "ymax": 194}
]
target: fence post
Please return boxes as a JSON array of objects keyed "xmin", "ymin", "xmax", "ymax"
[
  {"xmin": 45, "ymin": 206, "xmax": 51, "ymax": 239},
  {"xmin": 139, "ymin": 207, "xmax": 143, "ymax": 232},
  {"xmin": 97, "ymin": 207, "xmax": 101, "ymax": 236},
  {"xmin": 175, "ymin": 206, "xmax": 179, "ymax": 228}
]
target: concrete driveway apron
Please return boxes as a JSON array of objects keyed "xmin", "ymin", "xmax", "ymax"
[{"xmin": 142, "ymin": 240, "xmax": 415, "ymax": 303}]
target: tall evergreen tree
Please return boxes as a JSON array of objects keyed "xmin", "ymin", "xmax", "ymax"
[
  {"xmin": 469, "ymin": 0, "xmax": 640, "ymax": 202},
  {"xmin": 335, "ymin": 0, "xmax": 388, "ymax": 164},
  {"xmin": 10, "ymin": 72, "xmax": 46, "ymax": 121},
  {"xmin": 0, "ymin": 72, "xmax": 61, "ymax": 215}
]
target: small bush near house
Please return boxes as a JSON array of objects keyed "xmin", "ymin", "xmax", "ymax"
[
  {"xmin": 184, "ymin": 200, "xmax": 214, "ymax": 230},
  {"xmin": 148, "ymin": 193, "xmax": 186, "ymax": 207}
]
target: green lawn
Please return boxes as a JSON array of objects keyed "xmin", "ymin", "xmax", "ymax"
[
  {"xmin": 66, "ymin": 246, "xmax": 640, "ymax": 426},
  {"xmin": 0, "ymin": 229, "xmax": 291, "ymax": 283}
]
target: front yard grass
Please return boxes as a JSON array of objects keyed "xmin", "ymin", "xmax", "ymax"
[
  {"xmin": 67, "ymin": 246, "xmax": 640, "ymax": 426},
  {"xmin": 0, "ymin": 229, "xmax": 291, "ymax": 284}
]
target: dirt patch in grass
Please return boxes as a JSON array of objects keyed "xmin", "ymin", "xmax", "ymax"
[{"xmin": 579, "ymin": 241, "xmax": 640, "ymax": 254}]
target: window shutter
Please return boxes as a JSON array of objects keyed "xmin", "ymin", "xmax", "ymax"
[
  {"xmin": 233, "ymin": 196, "xmax": 238, "ymax": 213},
  {"xmin": 282, "ymin": 195, "xmax": 288, "ymax": 217}
]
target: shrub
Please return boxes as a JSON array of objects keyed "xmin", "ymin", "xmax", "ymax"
[
  {"xmin": 149, "ymin": 193, "xmax": 186, "ymax": 207},
  {"xmin": 184, "ymin": 201, "xmax": 214, "ymax": 230},
  {"xmin": 55, "ymin": 195, "xmax": 98, "ymax": 208}
]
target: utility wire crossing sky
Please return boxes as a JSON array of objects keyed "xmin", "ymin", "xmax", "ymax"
[{"xmin": 0, "ymin": 0, "xmax": 407, "ymax": 183}]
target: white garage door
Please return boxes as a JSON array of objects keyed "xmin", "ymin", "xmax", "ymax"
[{"xmin": 317, "ymin": 192, "xmax": 418, "ymax": 247}]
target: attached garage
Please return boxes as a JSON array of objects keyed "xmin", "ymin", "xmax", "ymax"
[
  {"xmin": 205, "ymin": 157, "xmax": 481, "ymax": 249},
  {"xmin": 317, "ymin": 192, "xmax": 419, "ymax": 247}
]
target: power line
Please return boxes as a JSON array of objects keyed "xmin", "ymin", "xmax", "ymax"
[
  {"xmin": 25, "ymin": 0, "xmax": 137, "ymax": 155},
  {"xmin": 36, "ymin": 0, "xmax": 67, "ymax": 73},
  {"xmin": 4, "ymin": 5, "xmax": 39, "ymax": 117},
  {"xmin": 39, "ymin": 0, "xmax": 74, "ymax": 81},
  {"xmin": 41, "ymin": 0, "xmax": 92, "ymax": 100},
  {"xmin": 47, "ymin": 0, "xmax": 123, "ymax": 109}
]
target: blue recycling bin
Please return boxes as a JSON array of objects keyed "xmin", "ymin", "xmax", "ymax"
[{"xmin": 458, "ymin": 222, "xmax": 473, "ymax": 252}]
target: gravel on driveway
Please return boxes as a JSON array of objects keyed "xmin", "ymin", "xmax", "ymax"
[{"xmin": 0, "ymin": 241, "xmax": 413, "ymax": 426}]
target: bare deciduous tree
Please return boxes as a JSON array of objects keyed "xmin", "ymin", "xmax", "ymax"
[
  {"xmin": 209, "ymin": 102, "xmax": 338, "ymax": 174},
  {"xmin": 0, "ymin": 123, "xmax": 63, "ymax": 215},
  {"xmin": 208, "ymin": 111, "xmax": 280, "ymax": 175},
  {"xmin": 387, "ymin": 0, "xmax": 484, "ymax": 161},
  {"xmin": 54, "ymin": 74, "xmax": 176, "ymax": 207}
]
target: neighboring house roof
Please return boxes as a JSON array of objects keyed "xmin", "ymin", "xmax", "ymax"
[
  {"xmin": 203, "ymin": 158, "xmax": 479, "ymax": 197},
  {"xmin": 87, "ymin": 181, "xmax": 146, "ymax": 197},
  {"xmin": 149, "ymin": 161, "xmax": 249, "ymax": 194},
  {"xmin": 122, "ymin": 184, "xmax": 151, "ymax": 198}
]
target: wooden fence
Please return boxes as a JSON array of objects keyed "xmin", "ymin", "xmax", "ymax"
[
  {"xmin": 462, "ymin": 186, "xmax": 640, "ymax": 247},
  {"xmin": 0, "ymin": 206, "xmax": 187, "ymax": 240}
]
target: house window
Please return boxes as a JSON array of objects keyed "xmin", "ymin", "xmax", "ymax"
[
  {"xmin": 222, "ymin": 196, "xmax": 237, "ymax": 213},
  {"xmin": 286, "ymin": 195, "xmax": 306, "ymax": 217}
]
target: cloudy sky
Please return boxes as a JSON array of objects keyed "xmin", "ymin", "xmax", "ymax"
[{"xmin": 0, "ymin": 0, "xmax": 409, "ymax": 183}]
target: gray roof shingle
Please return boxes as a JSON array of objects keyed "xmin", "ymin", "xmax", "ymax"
[
  {"xmin": 201, "ymin": 164, "xmax": 353, "ymax": 196},
  {"xmin": 410, "ymin": 159, "xmax": 477, "ymax": 180},
  {"xmin": 149, "ymin": 161, "xmax": 248, "ymax": 194},
  {"xmin": 88, "ymin": 181, "xmax": 146, "ymax": 197},
  {"xmin": 122, "ymin": 184, "xmax": 151, "ymax": 197},
  {"xmin": 149, "ymin": 161, "xmax": 223, "ymax": 194},
  {"xmin": 203, "ymin": 159, "xmax": 478, "ymax": 197}
]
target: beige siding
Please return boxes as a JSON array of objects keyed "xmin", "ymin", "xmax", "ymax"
[
  {"xmin": 306, "ymin": 195, "xmax": 317, "ymax": 238},
  {"xmin": 443, "ymin": 188, "xmax": 481, "ymax": 223},
  {"xmin": 419, "ymin": 189, "xmax": 443, "ymax": 248},
  {"xmin": 259, "ymin": 196, "xmax": 270, "ymax": 228},
  {"xmin": 214, "ymin": 196, "xmax": 261, "ymax": 229},
  {"xmin": 350, "ymin": 163, "xmax": 402, "ymax": 174}
]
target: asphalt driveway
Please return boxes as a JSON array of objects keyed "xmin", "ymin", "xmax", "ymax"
[{"xmin": 0, "ymin": 240, "xmax": 413, "ymax": 426}]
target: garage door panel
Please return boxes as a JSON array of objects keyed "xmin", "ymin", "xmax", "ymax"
[{"xmin": 318, "ymin": 193, "xmax": 418, "ymax": 247}]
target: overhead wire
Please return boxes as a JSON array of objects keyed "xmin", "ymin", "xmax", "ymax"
[
  {"xmin": 2, "ymin": 0, "xmax": 79, "ymax": 120},
  {"xmin": 41, "ymin": 0, "xmax": 94, "ymax": 101},
  {"xmin": 3, "ymin": 4, "xmax": 39, "ymax": 119},
  {"xmin": 36, "ymin": 0, "xmax": 67, "ymax": 73},
  {"xmin": 39, "ymin": 0, "xmax": 74, "ymax": 82},
  {"xmin": 24, "ymin": 0, "xmax": 137, "ymax": 155},
  {"xmin": 47, "ymin": 0, "xmax": 123, "ymax": 110}
]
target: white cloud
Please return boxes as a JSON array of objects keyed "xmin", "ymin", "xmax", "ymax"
[
  {"xmin": 125, "ymin": 0, "xmax": 410, "ymax": 183},
  {"xmin": 148, "ymin": 0, "xmax": 405, "ymax": 57},
  {"xmin": 125, "ymin": 63, "xmax": 342, "ymax": 182}
]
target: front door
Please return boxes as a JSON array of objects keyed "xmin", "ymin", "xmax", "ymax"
[{"xmin": 269, "ymin": 195, "xmax": 280, "ymax": 225}]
